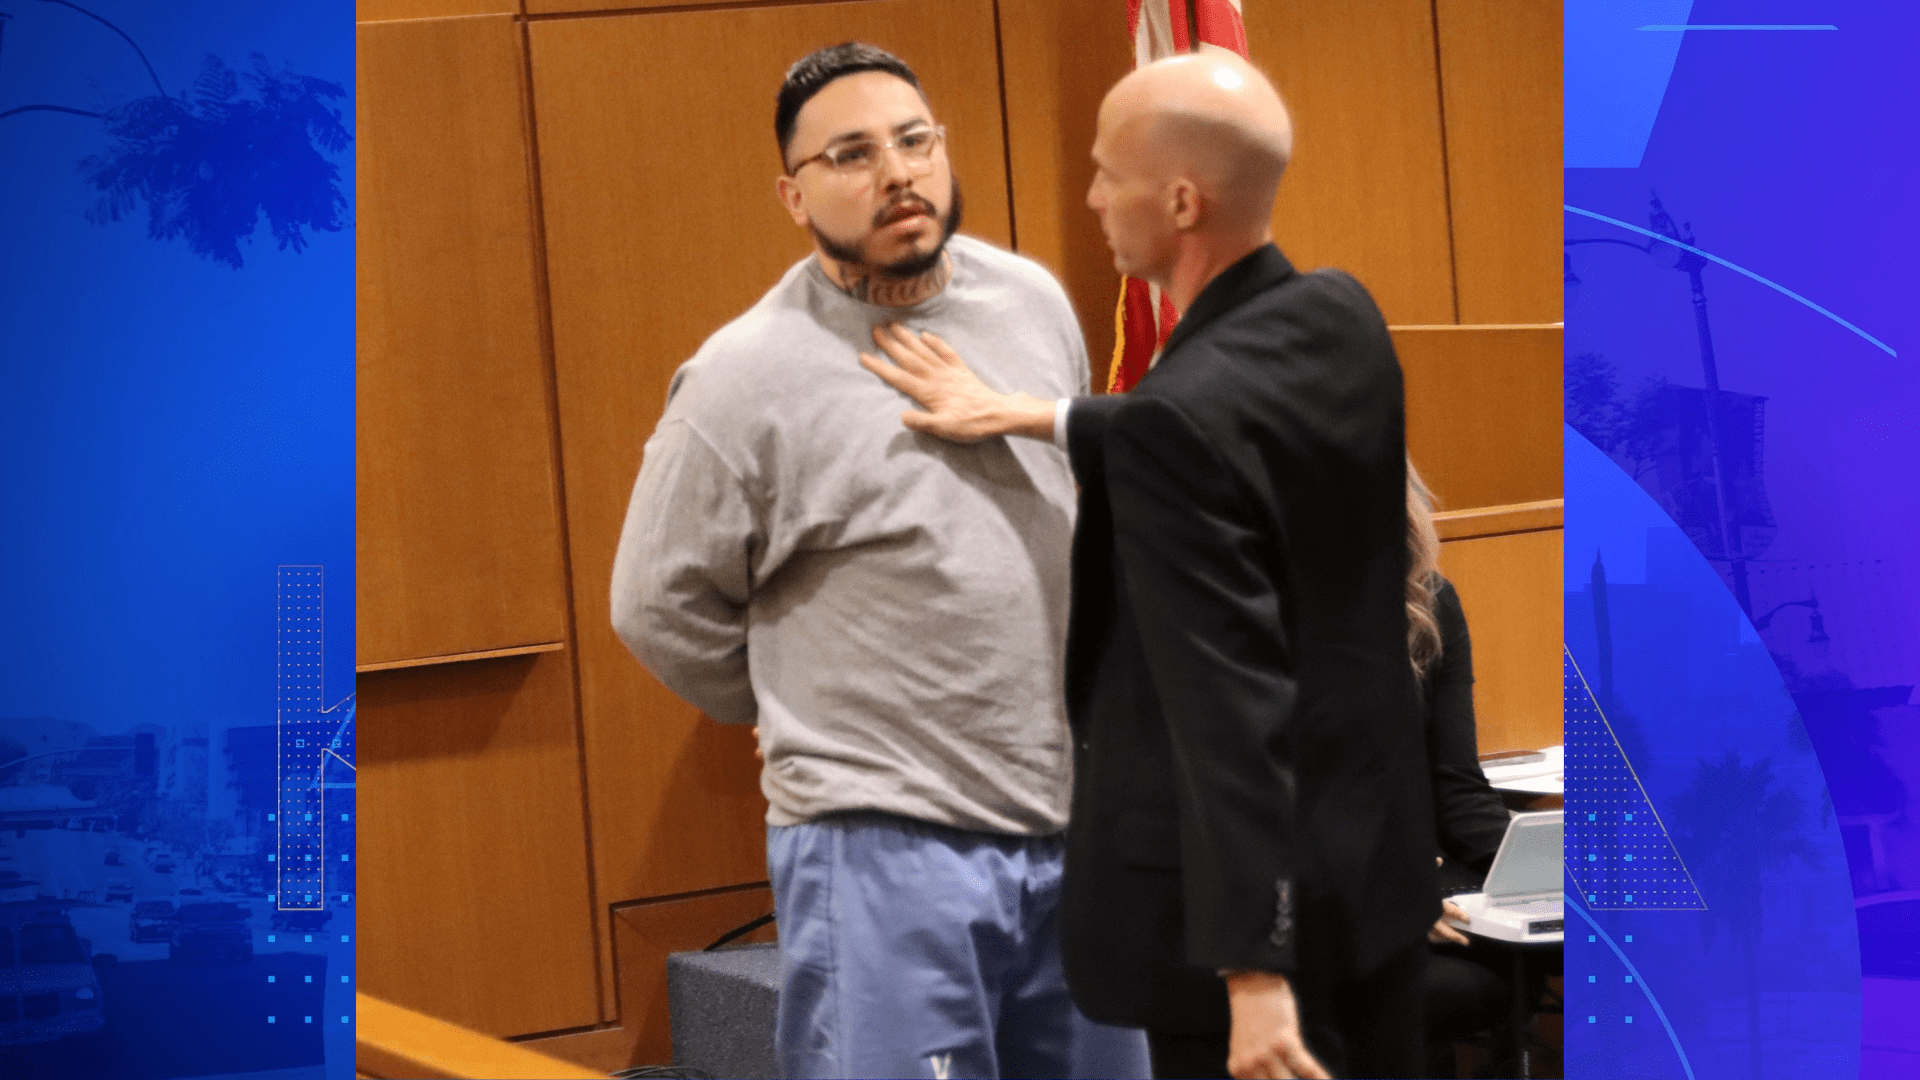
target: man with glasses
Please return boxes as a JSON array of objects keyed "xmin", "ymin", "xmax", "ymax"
[{"xmin": 611, "ymin": 42, "xmax": 1149, "ymax": 1080}]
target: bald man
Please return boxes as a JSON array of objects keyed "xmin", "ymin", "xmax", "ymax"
[{"xmin": 860, "ymin": 53, "xmax": 1440, "ymax": 1079}]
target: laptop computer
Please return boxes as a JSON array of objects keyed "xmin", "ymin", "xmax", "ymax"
[{"xmin": 1443, "ymin": 810, "xmax": 1564, "ymax": 944}]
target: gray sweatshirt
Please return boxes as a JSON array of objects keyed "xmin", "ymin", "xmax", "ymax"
[{"xmin": 610, "ymin": 235, "xmax": 1087, "ymax": 835}]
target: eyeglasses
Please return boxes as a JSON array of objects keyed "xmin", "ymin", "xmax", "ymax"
[{"xmin": 788, "ymin": 125, "xmax": 946, "ymax": 178}]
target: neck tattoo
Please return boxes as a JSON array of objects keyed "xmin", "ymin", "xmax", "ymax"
[{"xmin": 829, "ymin": 252, "xmax": 953, "ymax": 308}]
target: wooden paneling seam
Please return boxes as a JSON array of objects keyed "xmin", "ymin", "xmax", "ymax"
[{"xmin": 514, "ymin": 11, "xmax": 610, "ymax": 1026}]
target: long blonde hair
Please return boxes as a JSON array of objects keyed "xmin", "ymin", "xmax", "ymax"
[{"xmin": 1406, "ymin": 457, "xmax": 1443, "ymax": 676}]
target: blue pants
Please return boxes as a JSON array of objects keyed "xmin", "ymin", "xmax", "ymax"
[{"xmin": 767, "ymin": 812, "xmax": 1151, "ymax": 1080}]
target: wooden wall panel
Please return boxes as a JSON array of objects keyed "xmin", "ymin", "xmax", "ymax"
[
  {"xmin": 360, "ymin": 651, "xmax": 600, "ymax": 1037},
  {"xmin": 1435, "ymin": 0, "xmax": 1563, "ymax": 324},
  {"xmin": 1248, "ymin": 0, "xmax": 1456, "ymax": 325},
  {"xmin": 609, "ymin": 887, "xmax": 780, "ymax": 1070},
  {"xmin": 527, "ymin": 0, "xmax": 774, "ymax": 12},
  {"xmin": 999, "ymin": 0, "xmax": 1134, "ymax": 383},
  {"xmin": 358, "ymin": 0, "xmax": 516, "ymax": 22},
  {"xmin": 1439, "ymin": 526, "xmax": 1565, "ymax": 754},
  {"xmin": 1395, "ymin": 324, "xmax": 1562, "ymax": 512},
  {"xmin": 357, "ymin": 15, "xmax": 570, "ymax": 668},
  {"xmin": 529, "ymin": 0, "xmax": 1012, "ymax": 911}
]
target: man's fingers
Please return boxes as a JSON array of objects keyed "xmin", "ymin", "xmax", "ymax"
[
  {"xmin": 869, "ymin": 331, "xmax": 927, "ymax": 374},
  {"xmin": 882, "ymin": 323, "xmax": 941, "ymax": 368},
  {"xmin": 1231, "ymin": 1041, "xmax": 1329, "ymax": 1080},
  {"xmin": 870, "ymin": 324, "xmax": 932, "ymax": 373},
  {"xmin": 918, "ymin": 330, "xmax": 964, "ymax": 367},
  {"xmin": 1286, "ymin": 1045, "xmax": 1332, "ymax": 1080},
  {"xmin": 859, "ymin": 351, "xmax": 922, "ymax": 397},
  {"xmin": 1228, "ymin": 1050, "xmax": 1292, "ymax": 1080},
  {"xmin": 1228, "ymin": 1044, "xmax": 1290, "ymax": 1079},
  {"xmin": 857, "ymin": 350, "xmax": 903, "ymax": 387}
]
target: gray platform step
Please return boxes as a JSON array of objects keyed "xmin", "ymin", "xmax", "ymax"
[{"xmin": 667, "ymin": 943, "xmax": 782, "ymax": 1080}]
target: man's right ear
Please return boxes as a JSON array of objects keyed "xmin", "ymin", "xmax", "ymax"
[{"xmin": 775, "ymin": 174, "xmax": 809, "ymax": 227}]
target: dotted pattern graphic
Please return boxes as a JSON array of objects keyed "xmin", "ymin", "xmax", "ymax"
[
  {"xmin": 1564, "ymin": 648, "xmax": 1706, "ymax": 910},
  {"xmin": 278, "ymin": 566, "xmax": 327, "ymax": 910}
]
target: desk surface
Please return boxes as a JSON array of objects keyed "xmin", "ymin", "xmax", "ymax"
[{"xmin": 1482, "ymin": 744, "xmax": 1563, "ymax": 794}]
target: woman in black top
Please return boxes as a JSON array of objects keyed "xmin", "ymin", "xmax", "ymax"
[
  {"xmin": 1406, "ymin": 461, "xmax": 1509, "ymax": 885},
  {"xmin": 1406, "ymin": 463, "xmax": 1546, "ymax": 1070},
  {"xmin": 1420, "ymin": 574, "xmax": 1514, "ymax": 879}
]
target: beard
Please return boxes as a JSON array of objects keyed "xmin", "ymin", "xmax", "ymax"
[{"xmin": 811, "ymin": 178, "xmax": 964, "ymax": 280}]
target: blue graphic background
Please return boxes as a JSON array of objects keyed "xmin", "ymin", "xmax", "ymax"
[
  {"xmin": 1567, "ymin": 2, "xmax": 1920, "ymax": 1076},
  {"xmin": 0, "ymin": 2, "xmax": 353, "ymax": 1076}
]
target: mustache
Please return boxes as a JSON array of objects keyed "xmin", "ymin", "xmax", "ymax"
[{"xmin": 874, "ymin": 194, "xmax": 937, "ymax": 227}]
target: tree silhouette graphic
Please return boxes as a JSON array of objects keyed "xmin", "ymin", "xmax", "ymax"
[
  {"xmin": 1671, "ymin": 753, "xmax": 1818, "ymax": 1080},
  {"xmin": 1, "ymin": 2, "xmax": 350, "ymax": 268},
  {"xmin": 78, "ymin": 54, "xmax": 350, "ymax": 268}
]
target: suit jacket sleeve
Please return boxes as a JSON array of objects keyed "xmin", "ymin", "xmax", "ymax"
[
  {"xmin": 1425, "ymin": 577, "xmax": 1509, "ymax": 874},
  {"xmin": 1064, "ymin": 393, "xmax": 1127, "ymax": 490},
  {"xmin": 1104, "ymin": 393, "xmax": 1300, "ymax": 975}
]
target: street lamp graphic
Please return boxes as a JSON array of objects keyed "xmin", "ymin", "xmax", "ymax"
[
  {"xmin": 1753, "ymin": 595, "xmax": 1830, "ymax": 645},
  {"xmin": 1567, "ymin": 193, "xmax": 1764, "ymax": 618}
]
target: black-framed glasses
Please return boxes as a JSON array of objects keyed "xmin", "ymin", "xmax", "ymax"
[{"xmin": 788, "ymin": 125, "xmax": 946, "ymax": 178}]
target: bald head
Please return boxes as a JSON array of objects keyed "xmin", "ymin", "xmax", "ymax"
[{"xmin": 1103, "ymin": 50, "xmax": 1293, "ymax": 236}]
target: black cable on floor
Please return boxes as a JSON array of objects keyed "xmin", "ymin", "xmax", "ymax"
[{"xmin": 702, "ymin": 911, "xmax": 776, "ymax": 951}]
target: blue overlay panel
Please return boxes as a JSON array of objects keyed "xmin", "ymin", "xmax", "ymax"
[
  {"xmin": 0, "ymin": 2, "xmax": 353, "ymax": 1076},
  {"xmin": 1567, "ymin": 3, "xmax": 1918, "ymax": 1074}
]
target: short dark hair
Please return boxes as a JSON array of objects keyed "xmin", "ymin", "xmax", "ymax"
[{"xmin": 775, "ymin": 42, "xmax": 926, "ymax": 165}]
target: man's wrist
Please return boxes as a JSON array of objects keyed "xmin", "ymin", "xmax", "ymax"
[{"xmin": 1002, "ymin": 392, "xmax": 1060, "ymax": 440}]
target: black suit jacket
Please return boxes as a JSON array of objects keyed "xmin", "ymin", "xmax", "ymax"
[{"xmin": 1057, "ymin": 244, "xmax": 1439, "ymax": 1032}]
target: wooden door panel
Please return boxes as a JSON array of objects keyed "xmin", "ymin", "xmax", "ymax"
[
  {"xmin": 1439, "ymin": 526, "xmax": 1566, "ymax": 754},
  {"xmin": 1395, "ymin": 324, "xmax": 1562, "ymax": 512},
  {"xmin": 1435, "ymin": 0, "xmax": 1563, "ymax": 324},
  {"xmin": 1248, "ymin": 0, "xmax": 1457, "ymax": 325},
  {"xmin": 528, "ymin": 0, "xmax": 783, "ymax": 13},
  {"xmin": 999, "ymin": 0, "xmax": 1134, "ymax": 379},
  {"xmin": 612, "ymin": 887, "xmax": 779, "ymax": 1068},
  {"xmin": 359, "ymin": 651, "xmax": 600, "ymax": 1036},
  {"xmin": 357, "ymin": 14, "xmax": 571, "ymax": 668},
  {"xmin": 358, "ymin": 0, "xmax": 515, "ymax": 21}
]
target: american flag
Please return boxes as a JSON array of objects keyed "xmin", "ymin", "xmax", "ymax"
[{"xmin": 1107, "ymin": 0, "xmax": 1251, "ymax": 393}]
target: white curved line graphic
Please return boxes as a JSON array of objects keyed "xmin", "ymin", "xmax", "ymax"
[{"xmin": 1565, "ymin": 204, "xmax": 1897, "ymax": 358}]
